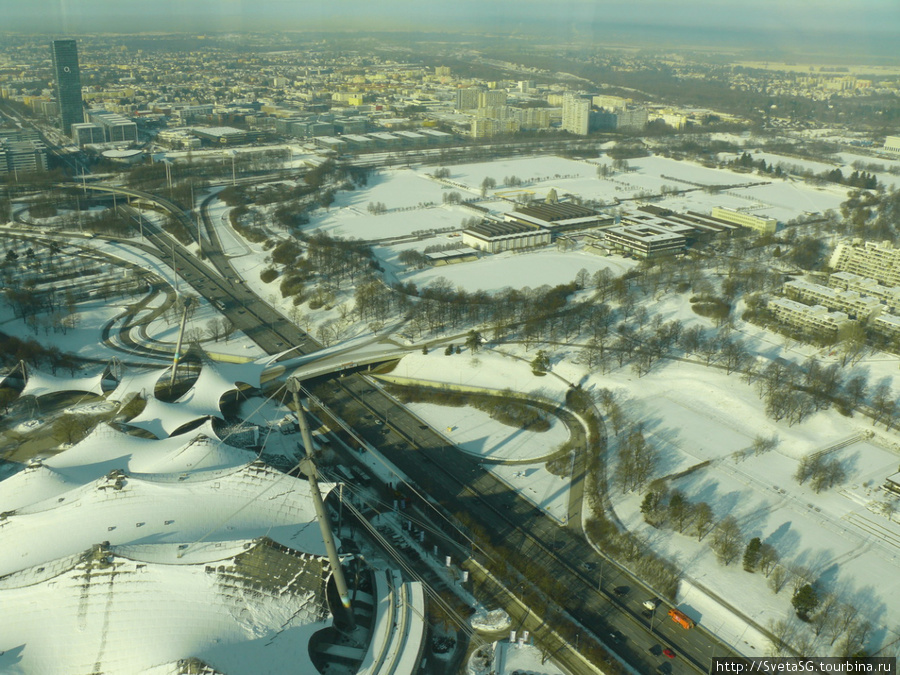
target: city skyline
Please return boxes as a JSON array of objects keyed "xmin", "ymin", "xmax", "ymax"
[{"xmin": 2, "ymin": 0, "xmax": 898, "ymax": 56}]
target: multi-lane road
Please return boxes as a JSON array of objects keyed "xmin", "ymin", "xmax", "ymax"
[{"xmin": 317, "ymin": 375, "xmax": 741, "ymax": 675}]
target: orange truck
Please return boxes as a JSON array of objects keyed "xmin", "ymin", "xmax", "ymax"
[{"xmin": 668, "ymin": 608, "xmax": 695, "ymax": 629}]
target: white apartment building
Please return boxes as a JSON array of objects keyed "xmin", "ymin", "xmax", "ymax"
[
  {"xmin": 783, "ymin": 279, "xmax": 883, "ymax": 320},
  {"xmin": 770, "ymin": 297, "xmax": 852, "ymax": 337},
  {"xmin": 828, "ymin": 271, "xmax": 900, "ymax": 312},
  {"xmin": 562, "ymin": 93, "xmax": 590, "ymax": 135},
  {"xmin": 829, "ymin": 240, "xmax": 900, "ymax": 288}
]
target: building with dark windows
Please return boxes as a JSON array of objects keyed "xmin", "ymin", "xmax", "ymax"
[
  {"xmin": 87, "ymin": 111, "xmax": 138, "ymax": 144},
  {"xmin": 50, "ymin": 39, "xmax": 84, "ymax": 138}
]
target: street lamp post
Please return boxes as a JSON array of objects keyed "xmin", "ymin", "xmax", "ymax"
[{"xmin": 172, "ymin": 239, "xmax": 178, "ymax": 293}]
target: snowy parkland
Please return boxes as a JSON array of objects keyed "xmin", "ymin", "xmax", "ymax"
[{"xmin": 5, "ymin": 147, "xmax": 900, "ymax": 663}]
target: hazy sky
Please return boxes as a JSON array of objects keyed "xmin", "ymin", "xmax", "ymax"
[{"xmin": 2, "ymin": 0, "xmax": 898, "ymax": 44}]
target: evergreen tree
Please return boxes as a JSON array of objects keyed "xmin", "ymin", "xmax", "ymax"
[
  {"xmin": 743, "ymin": 537, "xmax": 762, "ymax": 572},
  {"xmin": 531, "ymin": 350, "xmax": 551, "ymax": 374},
  {"xmin": 792, "ymin": 584, "xmax": 819, "ymax": 621}
]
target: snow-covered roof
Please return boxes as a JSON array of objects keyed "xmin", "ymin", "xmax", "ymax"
[
  {"xmin": 0, "ymin": 421, "xmax": 252, "ymax": 513},
  {"xmin": 0, "ymin": 460, "xmax": 335, "ymax": 577},
  {"xmin": 127, "ymin": 361, "xmax": 266, "ymax": 438},
  {"xmin": 107, "ymin": 367, "xmax": 168, "ymax": 402},
  {"xmin": 21, "ymin": 367, "xmax": 106, "ymax": 398},
  {"xmin": 176, "ymin": 360, "xmax": 265, "ymax": 410},
  {"xmin": 127, "ymin": 395, "xmax": 220, "ymax": 438},
  {"xmin": 0, "ymin": 538, "xmax": 332, "ymax": 675}
]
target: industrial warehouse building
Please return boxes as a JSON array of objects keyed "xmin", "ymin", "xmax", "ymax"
[{"xmin": 505, "ymin": 201, "xmax": 614, "ymax": 238}]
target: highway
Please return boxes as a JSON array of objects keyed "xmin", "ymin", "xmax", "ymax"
[
  {"xmin": 65, "ymin": 182, "xmax": 319, "ymax": 360},
  {"xmin": 312, "ymin": 375, "xmax": 740, "ymax": 675}
]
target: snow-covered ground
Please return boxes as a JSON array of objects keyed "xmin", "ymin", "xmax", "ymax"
[
  {"xmin": 402, "ymin": 250, "xmax": 636, "ymax": 294},
  {"xmin": 0, "ymin": 300, "xmax": 124, "ymax": 360},
  {"xmin": 406, "ymin": 401, "xmax": 568, "ymax": 463},
  {"xmin": 385, "ymin": 333, "xmax": 900, "ymax": 655},
  {"xmin": 392, "ymin": 350, "xmax": 572, "ymax": 404}
]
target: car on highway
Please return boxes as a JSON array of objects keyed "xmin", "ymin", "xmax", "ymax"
[
  {"xmin": 613, "ymin": 586, "xmax": 629, "ymax": 597},
  {"xmin": 643, "ymin": 598, "xmax": 660, "ymax": 611},
  {"xmin": 663, "ymin": 647, "xmax": 676, "ymax": 659}
]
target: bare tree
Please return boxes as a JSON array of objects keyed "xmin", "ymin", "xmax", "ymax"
[
  {"xmin": 758, "ymin": 543, "xmax": 780, "ymax": 577},
  {"xmin": 871, "ymin": 380, "xmax": 897, "ymax": 428},
  {"xmin": 826, "ymin": 604, "xmax": 858, "ymax": 646},
  {"xmin": 768, "ymin": 565, "xmax": 791, "ymax": 594},
  {"xmin": 614, "ymin": 426, "xmax": 659, "ymax": 492},
  {"xmin": 710, "ymin": 515, "xmax": 743, "ymax": 565},
  {"xmin": 692, "ymin": 502, "xmax": 715, "ymax": 541},
  {"xmin": 205, "ymin": 318, "xmax": 222, "ymax": 342},
  {"xmin": 789, "ymin": 564, "xmax": 813, "ymax": 595},
  {"xmin": 811, "ymin": 593, "xmax": 840, "ymax": 637},
  {"xmin": 836, "ymin": 619, "xmax": 871, "ymax": 657},
  {"xmin": 843, "ymin": 373, "xmax": 868, "ymax": 411},
  {"xmin": 767, "ymin": 616, "xmax": 797, "ymax": 656},
  {"xmin": 55, "ymin": 414, "xmax": 91, "ymax": 444},
  {"xmin": 219, "ymin": 317, "xmax": 235, "ymax": 343},
  {"xmin": 575, "ymin": 267, "xmax": 590, "ymax": 290},
  {"xmin": 668, "ymin": 490, "xmax": 694, "ymax": 533}
]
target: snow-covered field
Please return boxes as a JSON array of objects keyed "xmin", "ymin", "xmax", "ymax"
[
  {"xmin": 392, "ymin": 336, "xmax": 900, "ymax": 654},
  {"xmin": 315, "ymin": 203, "xmax": 470, "ymax": 241},
  {"xmin": 406, "ymin": 401, "xmax": 569, "ymax": 462},
  {"xmin": 399, "ymin": 250, "xmax": 636, "ymax": 293}
]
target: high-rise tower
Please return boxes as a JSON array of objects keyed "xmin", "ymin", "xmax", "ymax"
[
  {"xmin": 50, "ymin": 39, "xmax": 83, "ymax": 138},
  {"xmin": 562, "ymin": 93, "xmax": 591, "ymax": 136}
]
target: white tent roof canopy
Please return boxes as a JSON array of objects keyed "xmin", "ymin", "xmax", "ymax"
[
  {"xmin": 127, "ymin": 396, "xmax": 219, "ymax": 438},
  {"xmin": 0, "ymin": 461, "xmax": 335, "ymax": 577},
  {"xmin": 107, "ymin": 367, "xmax": 168, "ymax": 403},
  {"xmin": 21, "ymin": 368, "xmax": 107, "ymax": 398},
  {"xmin": 128, "ymin": 360, "xmax": 267, "ymax": 438}
]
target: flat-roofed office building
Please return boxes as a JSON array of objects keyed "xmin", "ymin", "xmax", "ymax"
[
  {"xmin": 603, "ymin": 224, "xmax": 686, "ymax": 259},
  {"xmin": 71, "ymin": 123, "xmax": 105, "ymax": 146},
  {"xmin": 710, "ymin": 206, "xmax": 777, "ymax": 235},
  {"xmin": 0, "ymin": 139, "xmax": 48, "ymax": 175}
]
